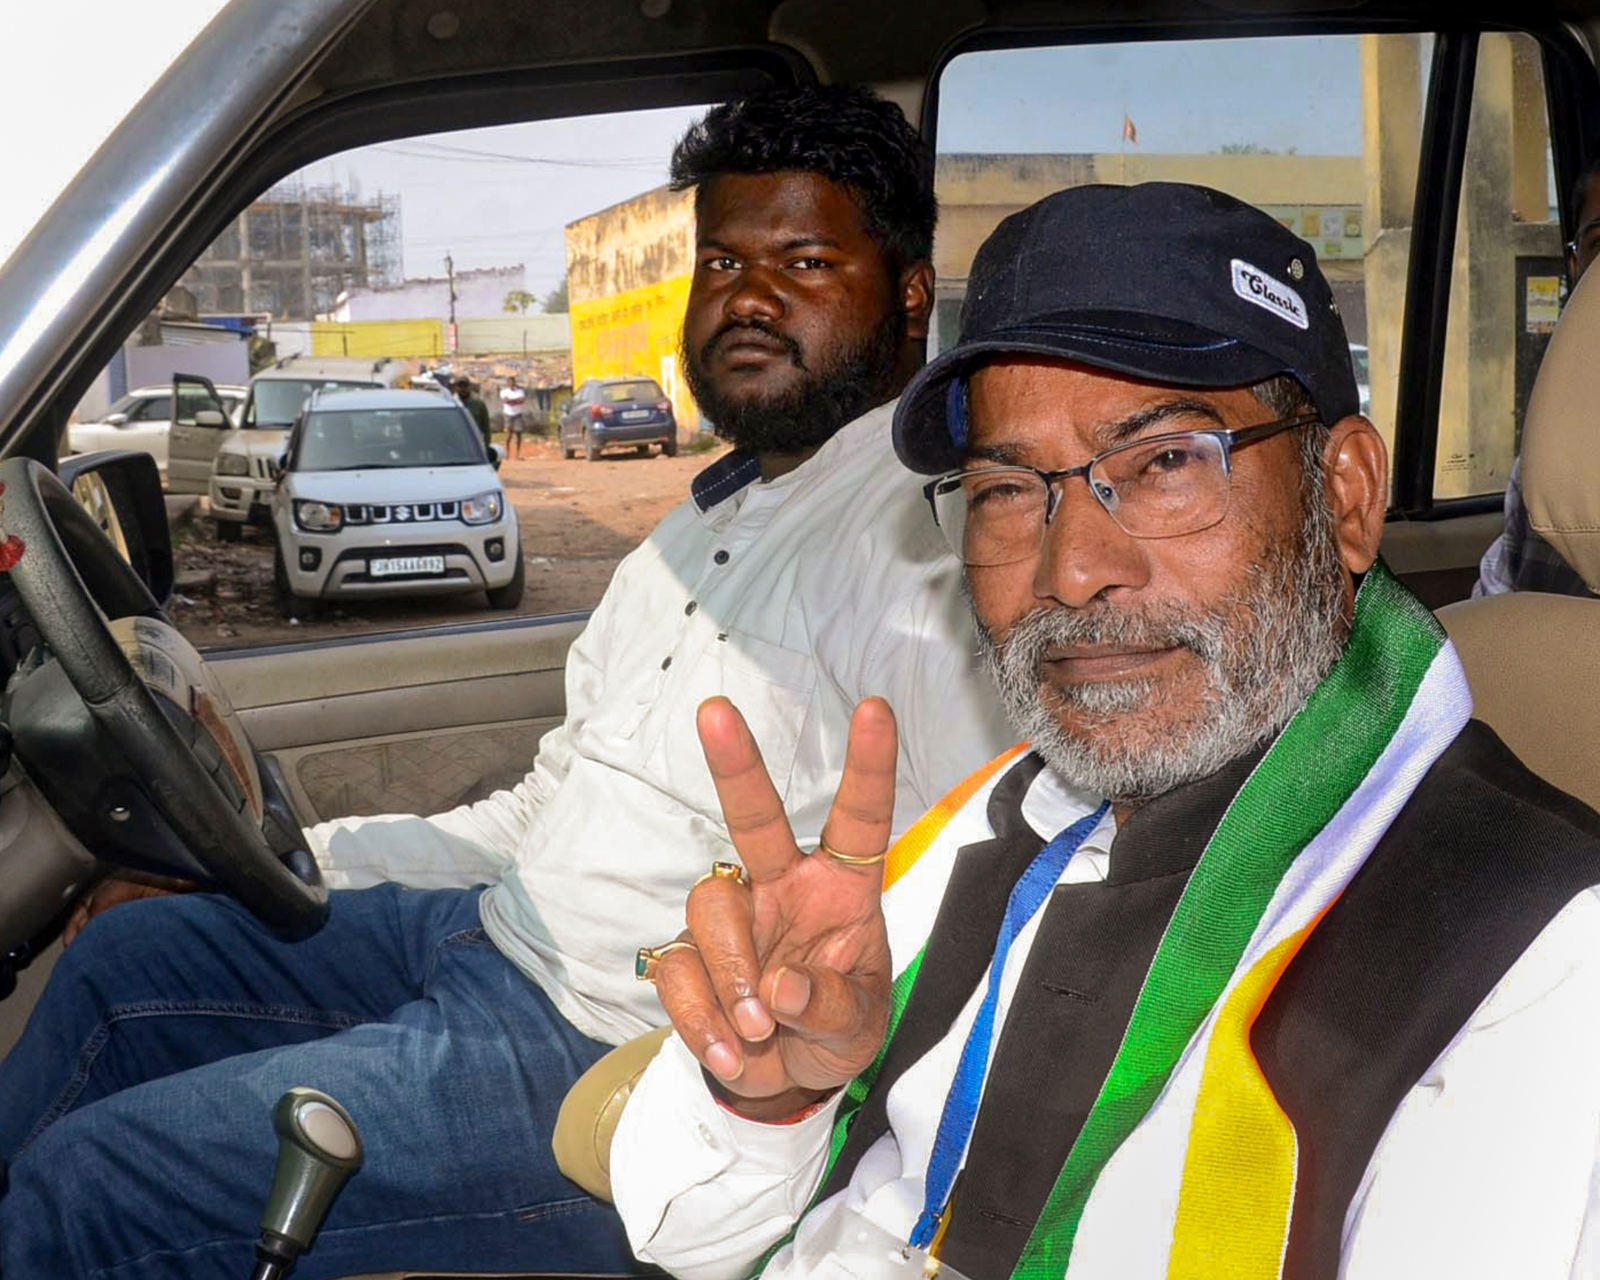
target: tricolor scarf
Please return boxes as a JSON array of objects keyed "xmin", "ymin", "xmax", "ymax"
[{"xmin": 772, "ymin": 560, "xmax": 1472, "ymax": 1279}]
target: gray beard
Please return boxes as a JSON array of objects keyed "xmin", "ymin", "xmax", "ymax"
[{"xmin": 975, "ymin": 495, "xmax": 1349, "ymax": 805}]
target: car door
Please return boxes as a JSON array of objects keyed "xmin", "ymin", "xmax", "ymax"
[
  {"xmin": 67, "ymin": 406, "xmax": 122, "ymax": 456},
  {"xmin": 118, "ymin": 393, "xmax": 175, "ymax": 470},
  {"xmin": 167, "ymin": 373, "xmax": 230, "ymax": 493}
]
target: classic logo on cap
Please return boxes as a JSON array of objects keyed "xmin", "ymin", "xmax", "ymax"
[{"xmin": 1230, "ymin": 258, "xmax": 1308, "ymax": 331}]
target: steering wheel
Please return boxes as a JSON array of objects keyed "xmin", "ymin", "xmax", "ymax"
[{"xmin": 0, "ymin": 456, "xmax": 327, "ymax": 938}]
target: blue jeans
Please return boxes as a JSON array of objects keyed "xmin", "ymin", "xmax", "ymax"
[{"xmin": 0, "ymin": 885, "xmax": 640, "ymax": 1279}]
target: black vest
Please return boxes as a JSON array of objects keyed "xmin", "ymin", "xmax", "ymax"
[{"xmin": 816, "ymin": 721, "xmax": 1600, "ymax": 1279}]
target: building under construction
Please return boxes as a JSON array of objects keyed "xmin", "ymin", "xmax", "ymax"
[{"xmin": 188, "ymin": 179, "xmax": 401, "ymax": 320}]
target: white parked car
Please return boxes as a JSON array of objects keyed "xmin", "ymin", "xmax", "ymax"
[
  {"xmin": 67, "ymin": 384, "xmax": 244, "ymax": 474},
  {"xmin": 174, "ymin": 356, "xmax": 409, "ymax": 541},
  {"xmin": 270, "ymin": 388, "xmax": 523, "ymax": 618}
]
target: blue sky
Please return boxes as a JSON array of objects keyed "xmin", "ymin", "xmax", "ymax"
[{"xmin": 937, "ymin": 36, "xmax": 1366, "ymax": 155}]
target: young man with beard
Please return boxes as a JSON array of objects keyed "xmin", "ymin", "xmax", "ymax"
[
  {"xmin": 0, "ymin": 88, "xmax": 1013, "ymax": 1279},
  {"xmin": 612, "ymin": 183, "xmax": 1600, "ymax": 1279}
]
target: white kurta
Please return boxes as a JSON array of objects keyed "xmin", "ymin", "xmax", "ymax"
[{"xmin": 306, "ymin": 402, "xmax": 1017, "ymax": 1045}]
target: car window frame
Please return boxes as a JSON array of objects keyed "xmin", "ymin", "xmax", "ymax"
[{"xmin": 923, "ymin": 18, "xmax": 1600, "ymax": 520}]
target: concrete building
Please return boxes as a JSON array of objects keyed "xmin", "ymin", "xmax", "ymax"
[
  {"xmin": 566, "ymin": 186, "xmax": 698, "ymax": 432},
  {"xmin": 330, "ymin": 265, "xmax": 527, "ymax": 322},
  {"xmin": 188, "ymin": 179, "xmax": 402, "ymax": 321}
]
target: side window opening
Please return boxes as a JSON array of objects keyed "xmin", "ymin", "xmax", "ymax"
[
  {"xmin": 935, "ymin": 30, "xmax": 1561, "ymax": 511},
  {"xmin": 934, "ymin": 34, "xmax": 1413, "ymax": 460},
  {"xmin": 71, "ymin": 104, "xmax": 727, "ymax": 650}
]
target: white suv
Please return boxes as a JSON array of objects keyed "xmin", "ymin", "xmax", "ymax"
[{"xmin": 270, "ymin": 388, "xmax": 523, "ymax": 618}]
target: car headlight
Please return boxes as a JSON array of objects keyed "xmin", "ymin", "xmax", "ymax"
[
  {"xmin": 294, "ymin": 500, "xmax": 342, "ymax": 532},
  {"xmin": 216, "ymin": 453, "xmax": 250, "ymax": 477},
  {"xmin": 461, "ymin": 491, "xmax": 504, "ymax": 525}
]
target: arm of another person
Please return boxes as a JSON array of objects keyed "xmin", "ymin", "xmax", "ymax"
[
  {"xmin": 612, "ymin": 697, "xmax": 898, "ymax": 1279},
  {"xmin": 1472, "ymin": 456, "xmax": 1525, "ymax": 597},
  {"xmin": 307, "ymin": 572, "xmax": 620, "ymax": 889}
]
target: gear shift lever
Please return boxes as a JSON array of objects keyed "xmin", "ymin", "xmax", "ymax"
[{"xmin": 249, "ymin": 1088, "xmax": 363, "ymax": 1280}]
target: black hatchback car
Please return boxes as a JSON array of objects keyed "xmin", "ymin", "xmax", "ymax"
[{"xmin": 557, "ymin": 377, "xmax": 678, "ymax": 461}]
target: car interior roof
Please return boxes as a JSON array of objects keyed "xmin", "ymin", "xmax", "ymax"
[{"xmin": 308, "ymin": 1, "xmax": 1600, "ymax": 95}]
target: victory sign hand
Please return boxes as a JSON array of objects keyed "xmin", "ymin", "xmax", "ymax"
[{"xmin": 650, "ymin": 695, "xmax": 897, "ymax": 1120}]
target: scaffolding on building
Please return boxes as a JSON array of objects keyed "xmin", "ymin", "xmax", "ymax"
[{"xmin": 187, "ymin": 179, "xmax": 402, "ymax": 321}]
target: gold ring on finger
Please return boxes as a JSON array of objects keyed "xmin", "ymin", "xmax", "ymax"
[
  {"xmin": 635, "ymin": 938, "xmax": 699, "ymax": 982},
  {"xmin": 816, "ymin": 835, "xmax": 887, "ymax": 867},
  {"xmin": 693, "ymin": 860, "xmax": 748, "ymax": 889}
]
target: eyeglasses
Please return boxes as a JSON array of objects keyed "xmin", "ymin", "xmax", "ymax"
[{"xmin": 926, "ymin": 412, "xmax": 1321, "ymax": 567}]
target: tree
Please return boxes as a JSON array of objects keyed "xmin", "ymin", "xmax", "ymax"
[
  {"xmin": 1216, "ymin": 142, "xmax": 1297, "ymax": 155},
  {"xmin": 503, "ymin": 289, "xmax": 536, "ymax": 315},
  {"xmin": 542, "ymin": 279, "xmax": 570, "ymax": 314}
]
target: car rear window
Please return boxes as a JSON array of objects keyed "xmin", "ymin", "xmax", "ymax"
[
  {"xmin": 599, "ymin": 380, "xmax": 664, "ymax": 403},
  {"xmin": 252, "ymin": 379, "xmax": 381, "ymax": 426},
  {"xmin": 297, "ymin": 407, "xmax": 484, "ymax": 471}
]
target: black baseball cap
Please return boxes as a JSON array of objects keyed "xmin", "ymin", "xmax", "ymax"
[{"xmin": 893, "ymin": 182, "xmax": 1359, "ymax": 474}]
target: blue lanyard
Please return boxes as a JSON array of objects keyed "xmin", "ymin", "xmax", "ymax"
[{"xmin": 909, "ymin": 800, "xmax": 1111, "ymax": 1250}]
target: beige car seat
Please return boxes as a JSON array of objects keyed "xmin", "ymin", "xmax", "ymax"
[{"xmin": 1436, "ymin": 264, "xmax": 1600, "ymax": 811}]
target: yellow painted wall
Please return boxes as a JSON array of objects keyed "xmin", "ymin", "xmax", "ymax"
[
  {"xmin": 312, "ymin": 319, "xmax": 445, "ymax": 359},
  {"xmin": 569, "ymin": 272, "xmax": 697, "ymax": 434}
]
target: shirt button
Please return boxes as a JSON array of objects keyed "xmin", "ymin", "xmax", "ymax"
[
  {"xmin": 696, "ymin": 1122, "xmax": 714, "ymax": 1144},
  {"xmin": 661, "ymin": 656, "xmax": 673, "ymax": 671},
  {"xmin": 713, "ymin": 550, "xmax": 730, "ymax": 565},
  {"xmin": 684, "ymin": 601, "xmax": 698, "ymax": 615}
]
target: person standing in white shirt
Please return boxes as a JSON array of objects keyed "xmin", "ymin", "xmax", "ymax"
[
  {"xmin": 499, "ymin": 374, "xmax": 528, "ymax": 458},
  {"xmin": 0, "ymin": 87, "xmax": 1015, "ymax": 1280}
]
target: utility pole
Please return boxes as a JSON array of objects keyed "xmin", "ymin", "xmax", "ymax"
[{"xmin": 444, "ymin": 252, "xmax": 458, "ymax": 355}]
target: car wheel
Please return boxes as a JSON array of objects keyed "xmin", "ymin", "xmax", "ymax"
[
  {"xmin": 486, "ymin": 547, "xmax": 525, "ymax": 609},
  {"xmin": 273, "ymin": 543, "xmax": 318, "ymax": 620},
  {"xmin": 662, "ymin": 433, "xmax": 678, "ymax": 458},
  {"xmin": 584, "ymin": 431, "xmax": 600, "ymax": 462},
  {"xmin": 216, "ymin": 518, "xmax": 242, "ymax": 543}
]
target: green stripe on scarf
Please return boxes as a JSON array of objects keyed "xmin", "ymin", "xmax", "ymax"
[{"xmin": 1011, "ymin": 560, "xmax": 1443, "ymax": 1277}]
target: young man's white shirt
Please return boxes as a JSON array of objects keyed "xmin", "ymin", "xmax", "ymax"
[{"xmin": 306, "ymin": 400, "xmax": 1017, "ymax": 1044}]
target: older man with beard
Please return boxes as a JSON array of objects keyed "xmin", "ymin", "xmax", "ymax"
[
  {"xmin": 0, "ymin": 87, "xmax": 1013, "ymax": 1280},
  {"xmin": 611, "ymin": 183, "xmax": 1600, "ymax": 1280}
]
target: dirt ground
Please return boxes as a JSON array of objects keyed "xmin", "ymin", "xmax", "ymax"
[{"xmin": 167, "ymin": 435, "xmax": 730, "ymax": 648}]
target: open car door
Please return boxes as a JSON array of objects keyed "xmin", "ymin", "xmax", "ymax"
[{"xmin": 168, "ymin": 372, "xmax": 231, "ymax": 494}]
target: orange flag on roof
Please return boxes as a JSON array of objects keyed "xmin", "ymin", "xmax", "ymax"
[{"xmin": 1122, "ymin": 114, "xmax": 1139, "ymax": 145}]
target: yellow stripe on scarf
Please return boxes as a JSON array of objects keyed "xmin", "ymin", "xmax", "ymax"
[
  {"xmin": 883, "ymin": 743, "xmax": 1030, "ymax": 892},
  {"xmin": 1167, "ymin": 904, "xmax": 1333, "ymax": 1280}
]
